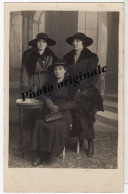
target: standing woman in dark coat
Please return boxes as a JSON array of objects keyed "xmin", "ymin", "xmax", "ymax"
[
  {"xmin": 21, "ymin": 33, "xmax": 57, "ymax": 98},
  {"xmin": 20, "ymin": 33, "xmax": 57, "ymax": 142},
  {"xmin": 64, "ymin": 32, "xmax": 103, "ymax": 157}
]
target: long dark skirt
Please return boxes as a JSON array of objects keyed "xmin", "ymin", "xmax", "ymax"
[
  {"xmin": 78, "ymin": 115, "xmax": 95, "ymax": 139},
  {"xmin": 31, "ymin": 111, "xmax": 72, "ymax": 157},
  {"xmin": 70, "ymin": 111, "xmax": 95, "ymax": 139}
]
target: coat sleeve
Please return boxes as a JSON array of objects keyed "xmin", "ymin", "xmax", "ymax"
[
  {"xmin": 86, "ymin": 54, "xmax": 99, "ymax": 86},
  {"xmin": 21, "ymin": 64, "xmax": 29, "ymax": 87},
  {"xmin": 19, "ymin": 63, "xmax": 30, "ymax": 93},
  {"xmin": 36, "ymin": 94, "xmax": 54, "ymax": 109},
  {"xmin": 58, "ymin": 100, "xmax": 79, "ymax": 112}
]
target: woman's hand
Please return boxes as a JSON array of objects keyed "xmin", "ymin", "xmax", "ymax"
[
  {"xmin": 45, "ymin": 98, "xmax": 54, "ymax": 108},
  {"xmin": 51, "ymin": 105, "xmax": 59, "ymax": 113}
]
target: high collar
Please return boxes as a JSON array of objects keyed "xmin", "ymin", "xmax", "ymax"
[{"xmin": 64, "ymin": 47, "xmax": 96, "ymax": 65}]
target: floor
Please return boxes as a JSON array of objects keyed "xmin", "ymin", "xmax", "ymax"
[{"xmin": 9, "ymin": 120, "xmax": 118, "ymax": 169}]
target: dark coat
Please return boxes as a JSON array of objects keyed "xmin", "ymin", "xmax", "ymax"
[
  {"xmin": 22, "ymin": 46, "xmax": 57, "ymax": 75},
  {"xmin": 31, "ymin": 76, "xmax": 73, "ymax": 157},
  {"xmin": 63, "ymin": 48, "xmax": 104, "ymax": 139},
  {"xmin": 20, "ymin": 47, "xmax": 57, "ymax": 93},
  {"xmin": 20, "ymin": 47, "xmax": 57, "ymax": 143},
  {"xmin": 64, "ymin": 47, "xmax": 98, "ymax": 65},
  {"xmin": 64, "ymin": 47, "xmax": 99, "ymax": 87}
]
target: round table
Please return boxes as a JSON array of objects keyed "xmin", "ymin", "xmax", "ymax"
[{"xmin": 16, "ymin": 100, "xmax": 43, "ymax": 158}]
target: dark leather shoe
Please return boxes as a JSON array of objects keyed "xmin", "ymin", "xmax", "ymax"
[
  {"xmin": 32, "ymin": 157, "xmax": 42, "ymax": 167},
  {"xmin": 87, "ymin": 150, "xmax": 94, "ymax": 157}
]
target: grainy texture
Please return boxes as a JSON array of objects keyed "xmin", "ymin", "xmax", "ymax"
[{"xmin": 9, "ymin": 123, "xmax": 117, "ymax": 169}]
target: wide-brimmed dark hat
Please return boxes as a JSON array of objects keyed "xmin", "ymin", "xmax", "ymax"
[
  {"xmin": 66, "ymin": 32, "xmax": 93, "ymax": 47},
  {"xmin": 28, "ymin": 33, "xmax": 56, "ymax": 46}
]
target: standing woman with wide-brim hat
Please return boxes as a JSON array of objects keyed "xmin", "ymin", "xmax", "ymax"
[
  {"xmin": 63, "ymin": 32, "xmax": 104, "ymax": 157},
  {"xmin": 21, "ymin": 33, "xmax": 57, "ymax": 95},
  {"xmin": 20, "ymin": 33, "xmax": 58, "ymax": 143},
  {"xmin": 64, "ymin": 32, "xmax": 95, "ymax": 64}
]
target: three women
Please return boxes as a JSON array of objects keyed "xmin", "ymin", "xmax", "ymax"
[{"xmin": 21, "ymin": 32, "xmax": 103, "ymax": 166}]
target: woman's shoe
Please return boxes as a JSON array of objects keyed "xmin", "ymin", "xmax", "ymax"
[
  {"xmin": 32, "ymin": 157, "xmax": 42, "ymax": 167},
  {"xmin": 41, "ymin": 152, "xmax": 51, "ymax": 164},
  {"xmin": 87, "ymin": 139, "xmax": 94, "ymax": 157}
]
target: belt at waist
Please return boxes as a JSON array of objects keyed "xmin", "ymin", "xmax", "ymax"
[{"xmin": 33, "ymin": 71, "xmax": 48, "ymax": 75}]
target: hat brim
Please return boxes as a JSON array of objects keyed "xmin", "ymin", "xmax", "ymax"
[
  {"xmin": 28, "ymin": 37, "xmax": 56, "ymax": 47},
  {"xmin": 66, "ymin": 36, "xmax": 93, "ymax": 47},
  {"xmin": 54, "ymin": 63, "xmax": 67, "ymax": 68}
]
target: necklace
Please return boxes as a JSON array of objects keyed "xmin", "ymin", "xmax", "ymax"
[
  {"xmin": 74, "ymin": 49, "xmax": 83, "ymax": 63},
  {"xmin": 74, "ymin": 53, "xmax": 80, "ymax": 63}
]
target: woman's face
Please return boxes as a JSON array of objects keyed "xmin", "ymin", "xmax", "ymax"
[
  {"xmin": 72, "ymin": 39, "xmax": 83, "ymax": 50},
  {"xmin": 54, "ymin": 66, "xmax": 66, "ymax": 79},
  {"xmin": 36, "ymin": 39, "xmax": 47, "ymax": 51}
]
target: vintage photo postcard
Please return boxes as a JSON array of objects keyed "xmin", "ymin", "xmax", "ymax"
[{"xmin": 4, "ymin": 2, "xmax": 124, "ymax": 193}]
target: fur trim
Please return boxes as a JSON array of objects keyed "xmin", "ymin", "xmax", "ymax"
[
  {"xmin": 74, "ymin": 86, "xmax": 104, "ymax": 121},
  {"xmin": 22, "ymin": 47, "xmax": 57, "ymax": 75},
  {"xmin": 63, "ymin": 48, "xmax": 98, "ymax": 65}
]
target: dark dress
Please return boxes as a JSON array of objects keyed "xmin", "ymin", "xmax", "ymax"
[
  {"xmin": 63, "ymin": 47, "xmax": 103, "ymax": 139},
  {"xmin": 31, "ymin": 76, "xmax": 73, "ymax": 157}
]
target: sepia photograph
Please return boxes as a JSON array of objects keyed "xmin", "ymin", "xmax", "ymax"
[
  {"xmin": 4, "ymin": 2, "xmax": 124, "ymax": 193},
  {"xmin": 9, "ymin": 9, "xmax": 119, "ymax": 168}
]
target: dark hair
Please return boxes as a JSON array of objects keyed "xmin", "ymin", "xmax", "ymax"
[
  {"xmin": 54, "ymin": 65, "xmax": 67, "ymax": 77},
  {"xmin": 82, "ymin": 40, "xmax": 86, "ymax": 47},
  {"xmin": 72, "ymin": 38, "xmax": 89, "ymax": 48}
]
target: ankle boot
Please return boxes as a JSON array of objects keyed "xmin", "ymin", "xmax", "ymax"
[{"xmin": 32, "ymin": 151, "xmax": 42, "ymax": 167}]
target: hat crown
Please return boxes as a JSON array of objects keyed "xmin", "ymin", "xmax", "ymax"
[
  {"xmin": 55, "ymin": 58, "xmax": 66, "ymax": 66},
  {"xmin": 66, "ymin": 32, "xmax": 93, "ymax": 47},
  {"xmin": 73, "ymin": 32, "xmax": 86, "ymax": 40},
  {"xmin": 36, "ymin": 33, "xmax": 48, "ymax": 40},
  {"xmin": 28, "ymin": 32, "xmax": 56, "ymax": 46}
]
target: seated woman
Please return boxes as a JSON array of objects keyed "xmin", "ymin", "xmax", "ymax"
[{"xmin": 31, "ymin": 59, "xmax": 74, "ymax": 167}]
